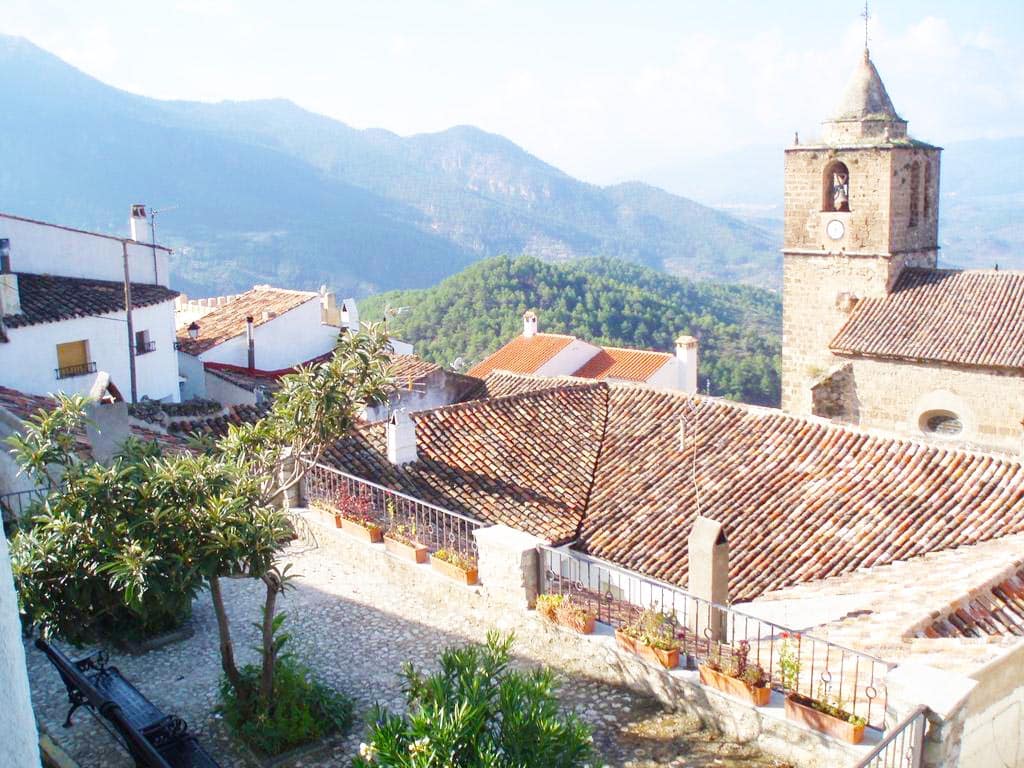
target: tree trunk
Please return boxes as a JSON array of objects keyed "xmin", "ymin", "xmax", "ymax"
[
  {"xmin": 259, "ymin": 575, "xmax": 280, "ymax": 705},
  {"xmin": 209, "ymin": 576, "xmax": 246, "ymax": 705}
]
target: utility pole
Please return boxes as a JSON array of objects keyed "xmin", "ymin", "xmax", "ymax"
[{"xmin": 122, "ymin": 241, "xmax": 138, "ymax": 404}]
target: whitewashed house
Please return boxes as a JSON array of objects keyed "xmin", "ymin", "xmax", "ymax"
[
  {"xmin": 468, "ymin": 311, "xmax": 699, "ymax": 392},
  {"xmin": 175, "ymin": 286, "xmax": 412, "ymax": 402},
  {"xmin": 0, "ymin": 210, "xmax": 180, "ymax": 402}
]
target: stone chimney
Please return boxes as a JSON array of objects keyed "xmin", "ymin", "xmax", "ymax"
[
  {"xmin": 0, "ymin": 239, "xmax": 21, "ymax": 316},
  {"xmin": 523, "ymin": 310, "xmax": 538, "ymax": 338},
  {"xmin": 129, "ymin": 204, "xmax": 148, "ymax": 242},
  {"xmin": 320, "ymin": 287, "xmax": 341, "ymax": 325},
  {"xmin": 675, "ymin": 335, "xmax": 698, "ymax": 394},
  {"xmin": 245, "ymin": 316, "xmax": 256, "ymax": 369},
  {"xmin": 387, "ymin": 409, "xmax": 418, "ymax": 465},
  {"xmin": 686, "ymin": 516, "xmax": 728, "ymax": 641}
]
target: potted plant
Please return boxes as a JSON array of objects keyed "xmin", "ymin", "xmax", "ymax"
[
  {"xmin": 698, "ymin": 640, "xmax": 771, "ymax": 706},
  {"xmin": 430, "ymin": 548, "xmax": 478, "ymax": 585},
  {"xmin": 314, "ymin": 488, "xmax": 384, "ymax": 543},
  {"xmin": 779, "ymin": 632, "xmax": 865, "ymax": 744},
  {"xmin": 614, "ymin": 608, "xmax": 681, "ymax": 669},
  {"xmin": 536, "ymin": 594, "xmax": 597, "ymax": 635},
  {"xmin": 384, "ymin": 521, "xmax": 428, "ymax": 564}
]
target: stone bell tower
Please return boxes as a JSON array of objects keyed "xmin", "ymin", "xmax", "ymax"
[{"xmin": 780, "ymin": 49, "xmax": 941, "ymax": 414}]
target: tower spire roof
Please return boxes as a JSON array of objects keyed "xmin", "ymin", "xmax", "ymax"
[{"xmin": 822, "ymin": 51, "xmax": 907, "ymax": 145}]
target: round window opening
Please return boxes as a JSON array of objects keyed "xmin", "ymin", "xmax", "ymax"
[{"xmin": 920, "ymin": 410, "xmax": 963, "ymax": 436}]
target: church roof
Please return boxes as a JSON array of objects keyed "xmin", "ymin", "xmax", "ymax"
[
  {"xmin": 830, "ymin": 268, "xmax": 1024, "ymax": 370},
  {"xmin": 830, "ymin": 52, "xmax": 903, "ymax": 123},
  {"xmin": 323, "ymin": 375, "xmax": 1024, "ymax": 602}
]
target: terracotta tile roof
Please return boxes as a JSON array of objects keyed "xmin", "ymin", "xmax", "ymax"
[
  {"xmin": 166, "ymin": 403, "xmax": 271, "ymax": 438},
  {"xmin": 2, "ymin": 273, "xmax": 178, "ymax": 330},
  {"xmin": 0, "ymin": 385, "xmax": 189, "ymax": 455},
  {"xmin": 919, "ymin": 566, "xmax": 1024, "ymax": 639},
  {"xmin": 324, "ymin": 384, "xmax": 608, "ymax": 541},
  {"xmin": 176, "ymin": 286, "xmax": 317, "ymax": 356},
  {"xmin": 830, "ymin": 268, "xmax": 1024, "ymax": 369},
  {"xmin": 325, "ymin": 375, "xmax": 1024, "ymax": 601},
  {"xmin": 466, "ymin": 333, "xmax": 576, "ymax": 378},
  {"xmin": 462, "ymin": 370, "xmax": 588, "ymax": 401},
  {"xmin": 389, "ymin": 355, "xmax": 442, "ymax": 389},
  {"xmin": 573, "ymin": 347, "xmax": 672, "ymax": 381}
]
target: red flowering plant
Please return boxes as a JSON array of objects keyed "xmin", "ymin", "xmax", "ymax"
[{"xmin": 333, "ymin": 486, "xmax": 381, "ymax": 533}]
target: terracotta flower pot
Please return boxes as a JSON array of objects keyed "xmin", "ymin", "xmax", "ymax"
[
  {"xmin": 637, "ymin": 642, "xmax": 679, "ymax": 669},
  {"xmin": 560, "ymin": 613, "xmax": 596, "ymax": 635},
  {"xmin": 340, "ymin": 517, "xmax": 383, "ymax": 544},
  {"xmin": 614, "ymin": 629, "xmax": 679, "ymax": 668},
  {"xmin": 784, "ymin": 694, "xmax": 865, "ymax": 745},
  {"xmin": 429, "ymin": 554, "xmax": 478, "ymax": 585},
  {"xmin": 614, "ymin": 628, "xmax": 637, "ymax": 654},
  {"xmin": 698, "ymin": 664, "xmax": 771, "ymax": 706},
  {"xmin": 384, "ymin": 535, "xmax": 428, "ymax": 564}
]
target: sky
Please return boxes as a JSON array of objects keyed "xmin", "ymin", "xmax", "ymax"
[{"xmin": 3, "ymin": 1, "xmax": 1023, "ymax": 187}]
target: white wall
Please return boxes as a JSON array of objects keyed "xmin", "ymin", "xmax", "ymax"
[
  {"xmin": 536, "ymin": 339, "xmax": 601, "ymax": 377},
  {"xmin": 177, "ymin": 352, "xmax": 208, "ymax": 401},
  {"xmin": 0, "ymin": 213, "xmax": 170, "ymax": 287},
  {"xmin": 198, "ymin": 298, "xmax": 340, "ymax": 371},
  {"xmin": 0, "ymin": 300, "xmax": 180, "ymax": 402},
  {"xmin": 646, "ymin": 358, "xmax": 698, "ymax": 393},
  {"xmin": 204, "ymin": 371, "xmax": 258, "ymax": 407},
  {"xmin": 0, "ymin": 528, "xmax": 41, "ymax": 767}
]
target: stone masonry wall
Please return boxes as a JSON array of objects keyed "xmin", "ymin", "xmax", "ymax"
[{"xmin": 843, "ymin": 357, "xmax": 1024, "ymax": 454}]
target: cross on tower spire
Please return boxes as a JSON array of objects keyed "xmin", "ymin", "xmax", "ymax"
[{"xmin": 861, "ymin": 1, "xmax": 871, "ymax": 59}]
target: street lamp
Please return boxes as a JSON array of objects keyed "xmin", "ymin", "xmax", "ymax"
[{"xmin": 187, "ymin": 322, "xmax": 200, "ymax": 340}]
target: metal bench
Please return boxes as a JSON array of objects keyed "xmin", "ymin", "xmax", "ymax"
[{"xmin": 36, "ymin": 638, "xmax": 221, "ymax": 768}]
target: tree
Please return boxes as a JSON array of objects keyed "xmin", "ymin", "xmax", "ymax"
[
  {"xmin": 354, "ymin": 632, "xmax": 596, "ymax": 767},
  {"xmin": 10, "ymin": 325, "xmax": 393, "ymax": 722}
]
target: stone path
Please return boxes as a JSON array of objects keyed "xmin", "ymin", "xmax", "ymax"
[{"xmin": 27, "ymin": 531, "xmax": 787, "ymax": 767}]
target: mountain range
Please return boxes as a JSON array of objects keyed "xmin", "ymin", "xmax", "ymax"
[{"xmin": 0, "ymin": 35, "xmax": 777, "ymax": 297}]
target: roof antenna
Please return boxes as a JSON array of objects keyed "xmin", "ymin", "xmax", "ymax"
[
  {"xmin": 861, "ymin": 1, "xmax": 871, "ymax": 60},
  {"xmin": 678, "ymin": 397, "xmax": 702, "ymax": 517}
]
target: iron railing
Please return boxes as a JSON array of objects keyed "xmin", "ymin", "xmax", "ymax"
[
  {"xmin": 55, "ymin": 361, "xmax": 97, "ymax": 379},
  {"xmin": 855, "ymin": 706, "xmax": 927, "ymax": 767},
  {"xmin": 538, "ymin": 545, "xmax": 893, "ymax": 731},
  {"xmin": 0, "ymin": 487, "xmax": 48, "ymax": 521},
  {"xmin": 302, "ymin": 461, "xmax": 485, "ymax": 560},
  {"xmin": 135, "ymin": 341, "xmax": 157, "ymax": 355}
]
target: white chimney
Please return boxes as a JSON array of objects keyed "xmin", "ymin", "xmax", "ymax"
[
  {"xmin": 0, "ymin": 239, "xmax": 20, "ymax": 316},
  {"xmin": 130, "ymin": 204, "xmax": 148, "ymax": 242},
  {"xmin": 523, "ymin": 310, "xmax": 538, "ymax": 338},
  {"xmin": 341, "ymin": 298, "xmax": 359, "ymax": 332},
  {"xmin": 387, "ymin": 409, "xmax": 418, "ymax": 465},
  {"xmin": 675, "ymin": 335, "xmax": 699, "ymax": 394}
]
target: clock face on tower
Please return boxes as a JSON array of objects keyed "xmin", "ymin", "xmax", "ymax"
[{"xmin": 826, "ymin": 219, "xmax": 845, "ymax": 240}]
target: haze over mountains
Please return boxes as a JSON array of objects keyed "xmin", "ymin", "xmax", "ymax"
[
  {"xmin": 2, "ymin": 34, "xmax": 1020, "ymax": 300},
  {"xmin": 0, "ymin": 35, "xmax": 776, "ymax": 297},
  {"xmin": 641, "ymin": 138, "xmax": 1024, "ymax": 273}
]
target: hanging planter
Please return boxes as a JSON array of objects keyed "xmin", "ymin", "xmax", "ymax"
[
  {"xmin": 784, "ymin": 694, "xmax": 865, "ymax": 744},
  {"xmin": 384, "ymin": 534, "xmax": 428, "ymax": 564},
  {"xmin": 430, "ymin": 550, "xmax": 478, "ymax": 585},
  {"xmin": 339, "ymin": 516, "xmax": 384, "ymax": 544},
  {"xmin": 698, "ymin": 663, "xmax": 771, "ymax": 706}
]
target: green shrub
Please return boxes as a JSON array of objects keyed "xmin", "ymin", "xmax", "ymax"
[
  {"xmin": 353, "ymin": 631, "xmax": 596, "ymax": 767},
  {"xmin": 219, "ymin": 655, "xmax": 353, "ymax": 757}
]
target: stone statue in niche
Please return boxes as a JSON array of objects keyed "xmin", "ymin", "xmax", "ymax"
[{"xmin": 832, "ymin": 171, "xmax": 850, "ymax": 212}]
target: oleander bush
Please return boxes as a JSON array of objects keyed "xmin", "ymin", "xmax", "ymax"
[{"xmin": 353, "ymin": 632, "xmax": 596, "ymax": 767}]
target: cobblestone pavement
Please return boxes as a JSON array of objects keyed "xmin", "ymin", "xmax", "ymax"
[{"xmin": 27, "ymin": 535, "xmax": 787, "ymax": 767}]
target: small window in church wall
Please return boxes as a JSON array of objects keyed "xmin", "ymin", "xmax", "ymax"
[
  {"xmin": 909, "ymin": 161, "xmax": 921, "ymax": 228},
  {"xmin": 920, "ymin": 410, "xmax": 962, "ymax": 437},
  {"xmin": 823, "ymin": 161, "xmax": 850, "ymax": 212}
]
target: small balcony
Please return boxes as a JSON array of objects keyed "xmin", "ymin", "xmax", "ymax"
[
  {"xmin": 135, "ymin": 340, "xmax": 157, "ymax": 356},
  {"xmin": 55, "ymin": 362, "xmax": 97, "ymax": 380}
]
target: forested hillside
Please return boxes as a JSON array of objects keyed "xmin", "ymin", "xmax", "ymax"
[{"xmin": 362, "ymin": 256, "xmax": 781, "ymax": 405}]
